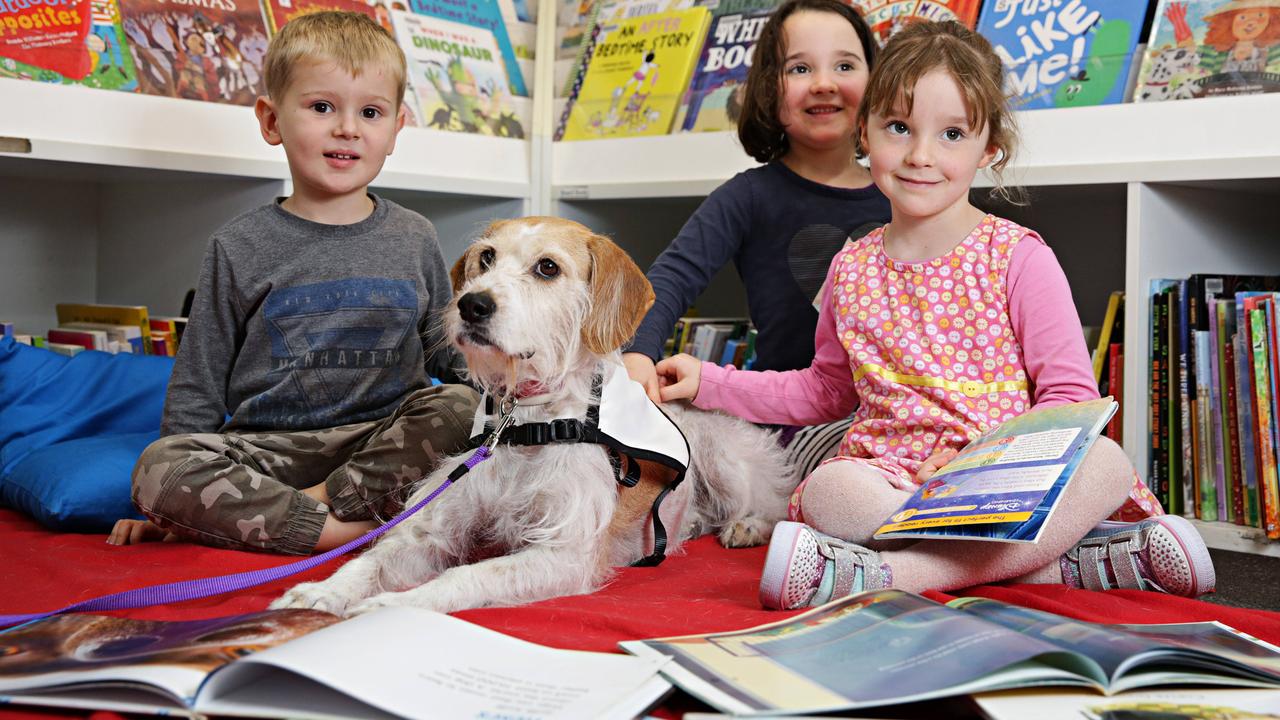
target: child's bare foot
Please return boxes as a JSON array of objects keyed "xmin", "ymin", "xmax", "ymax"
[{"xmin": 108, "ymin": 518, "xmax": 177, "ymax": 545}]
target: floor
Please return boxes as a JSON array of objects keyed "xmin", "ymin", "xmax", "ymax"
[{"xmin": 1200, "ymin": 548, "xmax": 1280, "ymax": 612}]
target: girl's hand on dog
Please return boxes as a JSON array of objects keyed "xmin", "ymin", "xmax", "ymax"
[
  {"xmin": 623, "ymin": 352, "xmax": 663, "ymax": 404},
  {"xmin": 915, "ymin": 447, "xmax": 959, "ymax": 483},
  {"xmin": 655, "ymin": 353, "xmax": 702, "ymax": 402}
]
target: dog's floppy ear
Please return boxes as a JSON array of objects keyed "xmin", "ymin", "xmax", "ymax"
[
  {"xmin": 449, "ymin": 245, "xmax": 476, "ymax": 294},
  {"xmin": 582, "ymin": 233, "xmax": 655, "ymax": 355}
]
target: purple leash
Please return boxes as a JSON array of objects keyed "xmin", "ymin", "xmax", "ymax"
[{"xmin": 0, "ymin": 446, "xmax": 495, "ymax": 630}]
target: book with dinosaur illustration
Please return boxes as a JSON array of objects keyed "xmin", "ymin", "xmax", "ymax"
[
  {"xmin": 976, "ymin": 0, "xmax": 1152, "ymax": 110},
  {"xmin": 0, "ymin": 0, "xmax": 138, "ymax": 91},
  {"xmin": 393, "ymin": 10, "xmax": 526, "ymax": 138},
  {"xmin": 119, "ymin": 0, "xmax": 270, "ymax": 105},
  {"xmin": 561, "ymin": 6, "xmax": 712, "ymax": 140},
  {"xmin": 1135, "ymin": 0, "xmax": 1280, "ymax": 102},
  {"xmin": 409, "ymin": 0, "xmax": 527, "ymax": 96},
  {"xmin": 675, "ymin": 7, "xmax": 771, "ymax": 133},
  {"xmin": 874, "ymin": 398, "xmax": 1118, "ymax": 543},
  {"xmin": 848, "ymin": 0, "xmax": 983, "ymax": 48}
]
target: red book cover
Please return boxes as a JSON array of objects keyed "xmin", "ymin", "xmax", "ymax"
[
  {"xmin": 848, "ymin": 0, "xmax": 982, "ymax": 48},
  {"xmin": 1107, "ymin": 342, "xmax": 1123, "ymax": 441},
  {"xmin": 46, "ymin": 328, "xmax": 99, "ymax": 351},
  {"xmin": 1224, "ymin": 339, "xmax": 1246, "ymax": 524},
  {"xmin": 119, "ymin": 0, "xmax": 271, "ymax": 105},
  {"xmin": 261, "ymin": 0, "xmax": 382, "ymax": 36}
]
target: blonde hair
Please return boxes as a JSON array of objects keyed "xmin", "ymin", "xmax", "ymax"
[
  {"xmin": 856, "ymin": 20, "xmax": 1021, "ymax": 201},
  {"xmin": 264, "ymin": 11, "xmax": 406, "ymax": 107}
]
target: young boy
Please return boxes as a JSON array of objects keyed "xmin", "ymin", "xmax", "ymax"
[{"xmin": 108, "ymin": 11, "xmax": 478, "ymax": 555}]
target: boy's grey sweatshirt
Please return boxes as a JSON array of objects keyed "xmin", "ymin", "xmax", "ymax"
[{"xmin": 162, "ymin": 195, "xmax": 462, "ymax": 435}]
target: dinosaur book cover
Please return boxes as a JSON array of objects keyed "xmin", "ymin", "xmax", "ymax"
[
  {"xmin": 394, "ymin": 9, "xmax": 524, "ymax": 137},
  {"xmin": 1135, "ymin": 0, "xmax": 1280, "ymax": 102},
  {"xmin": 977, "ymin": 0, "xmax": 1151, "ymax": 110}
]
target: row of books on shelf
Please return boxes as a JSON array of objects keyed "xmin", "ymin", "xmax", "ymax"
[
  {"xmin": 2, "ymin": 303, "xmax": 187, "ymax": 357},
  {"xmin": 2, "ymin": 591, "xmax": 1279, "ymax": 718},
  {"xmin": 663, "ymin": 315, "xmax": 757, "ymax": 367},
  {"xmin": 1, "ymin": 0, "xmax": 538, "ymax": 138},
  {"xmin": 1145, "ymin": 274, "xmax": 1280, "ymax": 541},
  {"xmin": 551, "ymin": 0, "xmax": 1280, "ymax": 141}
]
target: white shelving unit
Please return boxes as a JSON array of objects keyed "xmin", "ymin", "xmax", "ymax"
[{"xmin": 4, "ymin": 46, "xmax": 1279, "ymax": 554}]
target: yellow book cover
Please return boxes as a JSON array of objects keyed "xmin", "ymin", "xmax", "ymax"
[
  {"xmin": 55, "ymin": 304, "xmax": 151, "ymax": 355},
  {"xmin": 562, "ymin": 6, "xmax": 710, "ymax": 140}
]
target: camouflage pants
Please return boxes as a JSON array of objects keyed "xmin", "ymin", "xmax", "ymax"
[{"xmin": 131, "ymin": 384, "xmax": 479, "ymax": 555}]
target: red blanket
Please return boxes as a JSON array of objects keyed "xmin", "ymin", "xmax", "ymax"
[{"xmin": 2, "ymin": 508, "xmax": 1278, "ymax": 718}]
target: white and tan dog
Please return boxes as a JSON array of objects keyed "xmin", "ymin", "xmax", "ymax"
[{"xmin": 272, "ymin": 217, "xmax": 794, "ymax": 615}]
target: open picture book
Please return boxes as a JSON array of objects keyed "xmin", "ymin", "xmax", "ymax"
[
  {"xmin": 875, "ymin": 397, "xmax": 1119, "ymax": 542},
  {"xmin": 0, "ymin": 607, "xmax": 671, "ymax": 719},
  {"xmin": 621, "ymin": 589, "xmax": 1280, "ymax": 716}
]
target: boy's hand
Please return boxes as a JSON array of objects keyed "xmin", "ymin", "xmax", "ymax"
[
  {"xmin": 915, "ymin": 447, "xmax": 959, "ymax": 484},
  {"xmin": 655, "ymin": 353, "xmax": 702, "ymax": 402},
  {"xmin": 107, "ymin": 518, "xmax": 176, "ymax": 545},
  {"xmin": 623, "ymin": 352, "xmax": 662, "ymax": 404}
]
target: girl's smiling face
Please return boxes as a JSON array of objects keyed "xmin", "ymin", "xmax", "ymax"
[
  {"xmin": 776, "ymin": 10, "xmax": 870, "ymax": 155},
  {"xmin": 1233, "ymin": 8, "xmax": 1270, "ymax": 40}
]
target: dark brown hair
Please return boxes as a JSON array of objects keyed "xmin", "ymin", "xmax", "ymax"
[
  {"xmin": 856, "ymin": 20, "xmax": 1019, "ymax": 195},
  {"xmin": 737, "ymin": 0, "xmax": 877, "ymax": 163}
]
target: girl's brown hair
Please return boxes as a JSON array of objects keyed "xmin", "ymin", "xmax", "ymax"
[
  {"xmin": 856, "ymin": 20, "xmax": 1019, "ymax": 196},
  {"xmin": 1204, "ymin": 7, "xmax": 1280, "ymax": 50},
  {"xmin": 737, "ymin": 0, "xmax": 877, "ymax": 163}
]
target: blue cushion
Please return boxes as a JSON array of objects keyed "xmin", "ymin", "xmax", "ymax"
[
  {"xmin": 0, "ymin": 337, "xmax": 173, "ymax": 530},
  {"xmin": 2, "ymin": 432, "xmax": 152, "ymax": 531}
]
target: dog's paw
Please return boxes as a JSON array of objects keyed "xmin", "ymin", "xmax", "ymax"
[
  {"xmin": 718, "ymin": 516, "xmax": 775, "ymax": 548},
  {"xmin": 348, "ymin": 589, "xmax": 437, "ymax": 616},
  {"xmin": 270, "ymin": 581, "xmax": 362, "ymax": 616}
]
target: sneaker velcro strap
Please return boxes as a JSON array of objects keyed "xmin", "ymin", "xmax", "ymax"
[
  {"xmin": 817, "ymin": 536, "xmax": 880, "ymax": 598},
  {"xmin": 1078, "ymin": 544, "xmax": 1108, "ymax": 590},
  {"xmin": 1108, "ymin": 537, "xmax": 1142, "ymax": 589}
]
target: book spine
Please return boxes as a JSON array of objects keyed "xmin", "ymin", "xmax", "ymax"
[
  {"xmin": 1250, "ymin": 308, "xmax": 1280, "ymax": 538},
  {"xmin": 1195, "ymin": 331, "xmax": 1217, "ymax": 521},
  {"xmin": 1224, "ymin": 338, "xmax": 1244, "ymax": 524},
  {"xmin": 1235, "ymin": 295, "xmax": 1261, "ymax": 527},
  {"xmin": 1177, "ymin": 280, "xmax": 1195, "ymax": 517}
]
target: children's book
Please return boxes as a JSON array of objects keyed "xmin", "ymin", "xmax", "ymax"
[
  {"xmin": 976, "ymin": 687, "xmax": 1280, "ymax": 720},
  {"xmin": 1135, "ymin": 0, "xmax": 1280, "ymax": 102},
  {"xmin": 393, "ymin": 10, "xmax": 526, "ymax": 137},
  {"xmin": 873, "ymin": 397, "xmax": 1118, "ymax": 543},
  {"xmin": 409, "ymin": 0, "xmax": 528, "ymax": 96},
  {"xmin": 675, "ymin": 7, "xmax": 770, "ymax": 133},
  {"xmin": 261, "ymin": 0, "xmax": 382, "ymax": 35},
  {"xmin": 561, "ymin": 6, "xmax": 712, "ymax": 140},
  {"xmin": 0, "ymin": 0, "xmax": 138, "ymax": 91},
  {"xmin": 55, "ymin": 302, "xmax": 152, "ymax": 354},
  {"xmin": 0, "ymin": 607, "xmax": 672, "ymax": 719},
  {"xmin": 119, "ymin": 0, "xmax": 270, "ymax": 105},
  {"xmin": 976, "ymin": 0, "xmax": 1151, "ymax": 110},
  {"xmin": 622, "ymin": 589, "xmax": 1280, "ymax": 717},
  {"xmin": 848, "ymin": 0, "xmax": 983, "ymax": 48}
]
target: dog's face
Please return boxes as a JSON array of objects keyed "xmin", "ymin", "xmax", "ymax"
[{"xmin": 447, "ymin": 217, "xmax": 654, "ymax": 393}]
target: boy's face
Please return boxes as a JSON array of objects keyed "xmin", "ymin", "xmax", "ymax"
[{"xmin": 255, "ymin": 58, "xmax": 405, "ymax": 210}]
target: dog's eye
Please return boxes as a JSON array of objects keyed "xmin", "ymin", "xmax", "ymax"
[
  {"xmin": 534, "ymin": 258, "xmax": 560, "ymax": 279},
  {"xmin": 479, "ymin": 248, "xmax": 495, "ymax": 270}
]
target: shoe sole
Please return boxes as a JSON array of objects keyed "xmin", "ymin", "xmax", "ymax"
[
  {"xmin": 759, "ymin": 520, "xmax": 805, "ymax": 610},
  {"xmin": 1152, "ymin": 514, "xmax": 1216, "ymax": 597}
]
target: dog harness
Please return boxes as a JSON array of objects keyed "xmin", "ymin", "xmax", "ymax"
[{"xmin": 468, "ymin": 363, "xmax": 691, "ymax": 567}]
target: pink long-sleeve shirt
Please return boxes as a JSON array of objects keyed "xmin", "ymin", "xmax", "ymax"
[{"xmin": 694, "ymin": 215, "xmax": 1100, "ymax": 482}]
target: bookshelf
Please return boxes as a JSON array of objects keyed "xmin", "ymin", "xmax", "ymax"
[{"xmin": 4, "ymin": 9, "xmax": 1280, "ymax": 552}]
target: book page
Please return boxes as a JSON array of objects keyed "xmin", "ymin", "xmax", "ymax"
[
  {"xmin": 196, "ymin": 606, "xmax": 671, "ymax": 720},
  {"xmin": 0, "ymin": 610, "xmax": 338, "ymax": 711}
]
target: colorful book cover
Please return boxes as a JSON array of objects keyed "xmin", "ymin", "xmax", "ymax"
[
  {"xmin": 874, "ymin": 398, "xmax": 1118, "ymax": 543},
  {"xmin": 561, "ymin": 6, "xmax": 712, "ymax": 140},
  {"xmin": 119, "ymin": 0, "xmax": 269, "ymax": 105},
  {"xmin": 262, "ymin": 0, "xmax": 381, "ymax": 34},
  {"xmin": 55, "ymin": 303, "xmax": 152, "ymax": 354},
  {"xmin": 409, "ymin": 0, "xmax": 527, "ymax": 96},
  {"xmin": 0, "ymin": 0, "xmax": 137, "ymax": 91},
  {"xmin": 976, "ymin": 0, "xmax": 1150, "ymax": 110},
  {"xmin": 1248, "ymin": 305, "xmax": 1280, "ymax": 538},
  {"xmin": 676, "ymin": 7, "xmax": 770, "ymax": 133},
  {"xmin": 1136, "ymin": 0, "xmax": 1280, "ymax": 102},
  {"xmin": 394, "ymin": 10, "xmax": 524, "ymax": 137},
  {"xmin": 848, "ymin": 0, "xmax": 982, "ymax": 48}
]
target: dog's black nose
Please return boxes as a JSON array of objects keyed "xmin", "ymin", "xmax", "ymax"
[{"xmin": 458, "ymin": 291, "xmax": 496, "ymax": 324}]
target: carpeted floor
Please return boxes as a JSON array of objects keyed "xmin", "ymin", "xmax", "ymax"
[{"xmin": 1201, "ymin": 549, "xmax": 1280, "ymax": 612}]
